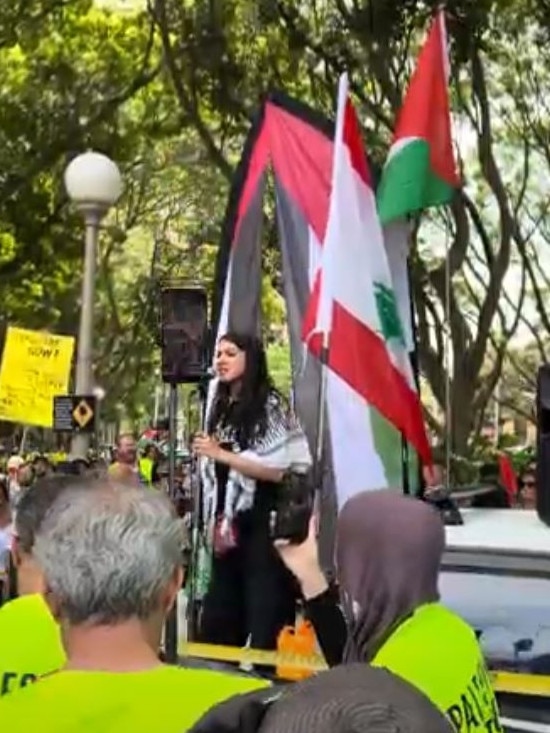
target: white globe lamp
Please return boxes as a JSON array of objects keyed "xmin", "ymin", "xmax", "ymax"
[{"xmin": 64, "ymin": 151, "xmax": 122, "ymax": 215}]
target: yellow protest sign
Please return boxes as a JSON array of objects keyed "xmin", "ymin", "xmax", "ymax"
[{"xmin": 0, "ymin": 327, "xmax": 75, "ymax": 428}]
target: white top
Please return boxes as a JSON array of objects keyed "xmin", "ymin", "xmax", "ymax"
[
  {"xmin": 0, "ymin": 524, "xmax": 12, "ymax": 572},
  {"xmin": 446, "ymin": 509, "xmax": 550, "ymax": 555}
]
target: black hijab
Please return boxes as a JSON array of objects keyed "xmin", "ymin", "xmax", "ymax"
[{"xmin": 336, "ymin": 490, "xmax": 444, "ymax": 663}]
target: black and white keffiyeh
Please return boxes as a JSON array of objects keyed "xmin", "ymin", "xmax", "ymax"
[{"xmin": 200, "ymin": 392, "xmax": 311, "ymax": 535}]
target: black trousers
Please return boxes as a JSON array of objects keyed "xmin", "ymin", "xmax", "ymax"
[{"xmin": 199, "ymin": 526, "xmax": 297, "ymax": 650}]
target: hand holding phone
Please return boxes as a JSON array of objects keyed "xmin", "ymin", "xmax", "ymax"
[{"xmin": 269, "ymin": 470, "xmax": 314, "ymax": 545}]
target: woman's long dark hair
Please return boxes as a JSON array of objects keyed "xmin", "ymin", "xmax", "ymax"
[{"xmin": 207, "ymin": 332, "xmax": 276, "ymax": 446}]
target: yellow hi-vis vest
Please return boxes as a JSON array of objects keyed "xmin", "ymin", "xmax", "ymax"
[
  {"xmin": 138, "ymin": 457, "xmax": 154, "ymax": 487},
  {"xmin": 372, "ymin": 603, "xmax": 501, "ymax": 733}
]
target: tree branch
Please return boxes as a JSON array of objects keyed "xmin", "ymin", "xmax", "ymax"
[{"xmin": 149, "ymin": 0, "xmax": 234, "ymax": 181}]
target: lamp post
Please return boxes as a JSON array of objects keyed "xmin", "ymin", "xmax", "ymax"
[{"xmin": 64, "ymin": 152, "xmax": 122, "ymax": 458}]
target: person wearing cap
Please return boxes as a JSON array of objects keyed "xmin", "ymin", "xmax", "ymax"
[
  {"xmin": 6, "ymin": 455, "xmax": 26, "ymax": 510},
  {"xmin": 276, "ymin": 490, "xmax": 501, "ymax": 733},
  {"xmin": 189, "ymin": 664, "xmax": 452, "ymax": 733}
]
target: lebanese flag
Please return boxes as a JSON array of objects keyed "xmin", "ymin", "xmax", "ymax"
[
  {"xmin": 377, "ymin": 10, "xmax": 460, "ymax": 224},
  {"xmin": 303, "ymin": 74, "xmax": 431, "ymax": 502}
]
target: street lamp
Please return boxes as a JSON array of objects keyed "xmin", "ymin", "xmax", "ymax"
[{"xmin": 64, "ymin": 151, "xmax": 122, "ymax": 458}]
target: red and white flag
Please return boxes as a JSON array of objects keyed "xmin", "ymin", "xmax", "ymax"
[{"xmin": 303, "ymin": 74, "xmax": 431, "ymax": 505}]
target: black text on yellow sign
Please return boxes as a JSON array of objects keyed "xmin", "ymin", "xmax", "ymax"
[{"xmin": 53, "ymin": 395, "xmax": 96, "ymax": 434}]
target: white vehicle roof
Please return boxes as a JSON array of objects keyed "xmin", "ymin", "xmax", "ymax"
[{"xmin": 445, "ymin": 508, "xmax": 550, "ymax": 555}]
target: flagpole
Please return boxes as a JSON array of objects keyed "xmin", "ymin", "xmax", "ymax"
[
  {"xmin": 440, "ymin": 3, "xmax": 453, "ymax": 489},
  {"xmin": 406, "ymin": 232, "xmax": 425, "ymax": 496},
  {"xmin": 444, "ymin": 229, "xmax": 452, "ymax": 489},
  {"xmin": 400, "ymin": 434, "xmax": 411, "ymax": 495},
  {"xmin": 313, "ymin": 340, "xmax": 329, "ymax": 512},
  {"xmin": 310, "ymin": 74, "xmax": 349, "ymax": 512}
]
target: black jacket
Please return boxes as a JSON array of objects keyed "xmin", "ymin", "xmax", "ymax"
[
  {"xmin": 302, "ymin": 582, "xmax": 346, "ymax": 667},
  {"xmin": 188, "ymin": 687, "xmax": 284, "ymax": 733}
]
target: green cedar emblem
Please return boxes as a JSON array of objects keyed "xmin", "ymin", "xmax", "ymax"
[{"xmin": 374, "ymin": 282, "xmax": 405, "ymax": 346}]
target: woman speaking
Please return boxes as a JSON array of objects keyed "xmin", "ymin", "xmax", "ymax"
[{"xmin": 192, "ymin": 332, "xmax": 311, "ymax": 651}]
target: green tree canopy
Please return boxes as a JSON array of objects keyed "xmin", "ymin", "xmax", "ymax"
[{"xmin": 149, "ymin": 0, "xmax": 550, "ymax": 457}]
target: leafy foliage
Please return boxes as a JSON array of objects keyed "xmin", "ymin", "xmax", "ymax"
[
  {"xmin": 150, "ymin": 0, "xmax": 550, "ymax": 458},
  {"xmin": 2, "ymin": 0, "xmax": 550, "ymax": 456}
]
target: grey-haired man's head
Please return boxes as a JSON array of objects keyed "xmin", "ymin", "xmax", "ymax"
[{"xmin": 33, "ymin": 481, "xmax": 186, "ymax": 633}]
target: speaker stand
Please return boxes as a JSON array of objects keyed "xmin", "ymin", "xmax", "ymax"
[
  {"xmin": 163, "ymin": 382, "xmax": 179, "ymax": 664},
  {"xmin": 184, "ymin": 378, "xmax": 209, "ymax": 642}
]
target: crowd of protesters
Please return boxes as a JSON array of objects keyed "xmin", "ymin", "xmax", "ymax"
[
  {"xmin": 0, "ymin": 467, "xmax": 503, "ymax": 733},
  {"xmin": 0, "ymin": 465, "xmax": 498, "ymax": 733},
  {"xmin": 0, "ymin": 329, "xmax": 530, "ymax": 732},
  {"xmin": 0, "ymin": 333, "xmax": 519, "ymax": 732}
]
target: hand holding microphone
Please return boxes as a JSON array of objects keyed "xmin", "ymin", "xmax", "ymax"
[{"xmin": 191, "ymin": 432, "xmax": 223, "ymax": 461}]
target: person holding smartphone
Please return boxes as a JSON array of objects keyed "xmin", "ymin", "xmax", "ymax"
[{"xmin": 275, "ymin": 490, "xmax": 501, "ymax": 731}]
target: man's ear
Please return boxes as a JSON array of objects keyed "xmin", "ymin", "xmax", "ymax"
[
  {"xmin": 10, "ymin": 537, "xmax": 22, "ymax": 567},
  {"xmin": 43, "ymin": 586, "xmax": 62, "ymax": 621},
  {"xmin": 176, "ymin": 565, "xmax": 184, "ymax": 591},
  {"xmin": 162, "ymin": 566, "xmax": 184, "ymax": 614}
]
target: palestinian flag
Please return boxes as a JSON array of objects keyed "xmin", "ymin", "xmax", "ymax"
[{"xmin": 377, "ymin": 10, "xmax": 460, "ymax": 224}]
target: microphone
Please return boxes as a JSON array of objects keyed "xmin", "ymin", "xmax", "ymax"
[
  {"xmin": 195, "ymin": 368, "xmax": 215, "ymax": 398},
  {"xmin": 198, "ymin": 367, "xmax": 216, "ymax": 385}
]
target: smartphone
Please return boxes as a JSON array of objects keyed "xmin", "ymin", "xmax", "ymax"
[{"xmin": 269, "ymin": 470, "xmax": 314, "ymax": 544}]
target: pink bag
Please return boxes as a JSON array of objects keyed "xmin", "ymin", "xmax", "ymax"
[{"xmin": 213, "ymin": 516, "xmax": 238, "ymax": 555}]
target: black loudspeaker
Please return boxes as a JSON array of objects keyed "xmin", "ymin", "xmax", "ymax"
[
  {"xmin": 160, "ymin": 287, "xmax": 208, "ymax": 384},
  {"xmin": 536, "ymin": 365, "xmax": 550, "ymax": 526}
]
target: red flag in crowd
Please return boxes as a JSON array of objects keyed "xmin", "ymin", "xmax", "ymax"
[{"xmin": 498, "ymin": 453, "xmax": 518, "ymax": 503}]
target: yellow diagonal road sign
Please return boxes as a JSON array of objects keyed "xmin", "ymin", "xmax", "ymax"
[{"xmin": 73, "ymin": 399, "xmax": 94, "ymax": 428}]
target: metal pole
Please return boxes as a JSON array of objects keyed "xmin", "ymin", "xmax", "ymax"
[
  {"xmin": 71, "ymin": 210, "xmax": 101, "ymax": 459},
  {"xmin": 167, "ymin": 383, "xmax": 178, "ymax": 502},
  {"xmin": 312, "ymin": 343, "xmax": 329, "ymax": 516},
  {"xmin": 494, "ymin": 380, "xmax": 501, "ymax": 448},
  {"xmin": 19, "ymin": 426, "xmax": 29, "ymax": 455},
  {"xmin": 153, "ymin": 386, "xmax": 160, "ymax": 426},
  {"xmin": 163, "ymin": 382, "xmax": 179, "ymax": 663},
  {"xmin": 401, "ymin": 434, "xmax": 410, "ymax": 495},
  {"xmin": 444, "ymin": 231, "xmax": 452, "ymax": 489},
  {"xmin": 186, "ymin": 381, "xmax": 208, "ymax": 642}
]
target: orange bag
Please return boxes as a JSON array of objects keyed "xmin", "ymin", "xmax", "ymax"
[{"xmin": 276, "ymin": 620, "xmax": 316, "ymax": 681}]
